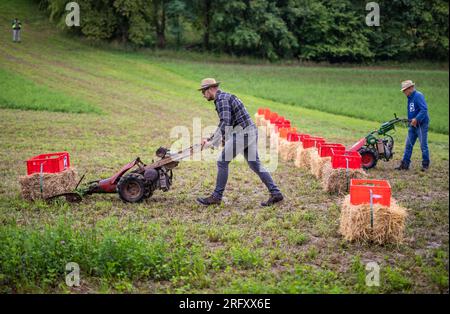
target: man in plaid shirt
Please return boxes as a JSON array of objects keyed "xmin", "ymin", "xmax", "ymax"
[{"xmin": 197, "ymin": 78, "xmax": 283, "ymax": 206}]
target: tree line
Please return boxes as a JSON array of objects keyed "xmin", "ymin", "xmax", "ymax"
[{"xmin": 35, "ymin": 0, "xmax": 449, "ymax": 62}]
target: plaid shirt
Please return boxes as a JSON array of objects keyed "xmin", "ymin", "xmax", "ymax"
[{"xmin": 208, "ymin": 90, "xmax": 256, "ymax": 147}]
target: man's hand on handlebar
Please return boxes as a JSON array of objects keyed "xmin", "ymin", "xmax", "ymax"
[{"xmin": 201, "ymin": 138, "xmax": 211, "ymax": 149}]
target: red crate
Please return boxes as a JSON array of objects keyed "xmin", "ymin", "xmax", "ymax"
[
  {"xmin": 287, "ymin": 132, "xmax": 300, "ymax": 142},
  {"xmin": 268, "ymin": 112, "xmax": 279, "ymax": 124},
  {"xmin": 314, "ymin": 139, "xmax": 326, "ymax": 148},
  {"xmin": 274, "ymin": 116, "xmax": 284, "ymax": 124},
  {"xmin": 298, "ymin": 134, "xmax": 310, "ymax": 142},
  {"xmin": 26, "ymin": 152, "xmax": 70, "ymax": 175},
  {"xmin": 318, "ymin": 143, "xmax": 346, "ymax": 157},
  {"xmin": 302, "ymin": 136, "xmax": 325, "ymax": 149},
  {"xmin": 271, "ymin": 115, "xmax": 283, "ymax": 124},
  {"xmin": 257, "ymin": 108, "xmax": 265, "ymax": 115},
  {"xmin": 263, "ymin": 109, "xmax": 271, "ymax": 119},
  {"xmin": 331, "ymin": 151, "xmax": 361, "ymax": 169},
  {"xmin": 350, "ymin": 179, "xmax": 391, "ymax": 206},
  {"xmin": 274, "ymin": 118, "xmax": 289, "ymax": 131}
]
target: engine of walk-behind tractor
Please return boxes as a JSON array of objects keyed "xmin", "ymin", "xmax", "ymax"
[
  {"xmin": 51, "ymin": 144, "xmax": 203, "ymax": 203},
  {"xmin": 349, "ymin": 114, "xmax": 409, "ymax": 170},
  {"xmin": 116, "ymin": 150, "xmax": 176, "ymax": 203},
  {"xmin": 110, "ymin": 145, "xmax": 198, "ymax": 203}
]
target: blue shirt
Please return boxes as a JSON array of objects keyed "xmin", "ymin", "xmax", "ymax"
[
  {"xmin": 407, "ymin": 90, "xmax": 429, "ymax": 125},
  {"xmin": 209, "ymin": 90, "xmax": 255, "ymax": 146}
]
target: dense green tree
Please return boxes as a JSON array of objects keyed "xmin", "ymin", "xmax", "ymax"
[
  {"xmin": 35, "ymin": 0, "xmax": 449, "ymax": 62},
  {"xmin": 363, "ymin": 0, "xmax": 449, "ymax": 61},
  {"xmin": 210, "ymin": 0, "xmax": 298, "ymax": 60}
]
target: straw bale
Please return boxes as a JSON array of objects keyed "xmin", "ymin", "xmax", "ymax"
[
  {"xmin": 339, "ymin": 195, "xmax": 407, "ymax": 244},
  {"xmin": 279, "ymin": 141, "xmax": 299, "ymax": 161},
  {"xmin": 19, "ymin": 168, "xmax": 79, "ymax": 201},
  {"xmin": 321, "ymin": 163, "xmax": 367, "ymax": 194},
  {"xmin": 295, "ymin": 147, "xmax": 315, "ymax": 169},
  {"xmin": 294, "ymin": 144, "xmax": 304, "ymax": 168},
  {"xmin": 311, "ymin": 153, "xmax": 332, "ymax": 179},
  {"xmin": 254, "ymin": 113, "xmax": 264, "ymax": 127}
]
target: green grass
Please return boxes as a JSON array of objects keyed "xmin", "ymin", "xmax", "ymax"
[
  {"xmin": 155, "ymin": 61, "xmax": 449, "ymax": 135},
  {"xmin": 0, "ymin": 0, "xmax": 448, "ymax": 294},
  {"xmin": 0, "ymin": 68, "xmax": 101, "ymax": 114},
  {"xmin": 0, "ymin": 216, "xmax": 207, "ymax": 293}
]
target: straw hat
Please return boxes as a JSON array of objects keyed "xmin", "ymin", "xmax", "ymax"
[
  {"xmin": 400, "ymin": 80, "xmax": 415, "ymax": 92},
  {"xmin": 198, "ymin": 78, "xmax": 220, "ymax": 91}
]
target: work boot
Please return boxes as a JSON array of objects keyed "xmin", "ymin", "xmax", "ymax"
[
  {"xmin": 421, "ymin": 164, "xmax": 430, "ymax": 172},
  {"xmin": 196, "ymin": 195, "xmax": 222, "ymax": 206},
  {"xmin": 395, "ymin": 161, "xmax": 409, "ymax": 171},
  {"xmin": 261, "ymin": 194, "xmax": 284, "ymax": 207}
]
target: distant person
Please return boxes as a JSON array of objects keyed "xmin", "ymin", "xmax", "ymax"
[
  {"xmin": 197, "ymin": 78, "xmax": 284, "ymax": 207},
  {"xmin": 396, "ymin": 80, "xmax": 430, "ymax": 171},
  {"xmin": 12, "ymin": 18, "xmax": 22, "ymax": 43}
]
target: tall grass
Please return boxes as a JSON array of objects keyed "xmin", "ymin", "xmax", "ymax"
[
  {"xmin": 155, "ymin": 61, "xmax": 449, "ymax": 134},
  {"xmin": 0, "ymin": 68, "xmax": 102, "ymax": 114}
]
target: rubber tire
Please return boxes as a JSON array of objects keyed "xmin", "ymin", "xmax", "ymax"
[
  {"xmin": 359, "ymin": 147, "xmax": 378, "ymax": 170},
  {"xmin": 117, "ymin": 173, "xmax": 149, "ymax": 203}
]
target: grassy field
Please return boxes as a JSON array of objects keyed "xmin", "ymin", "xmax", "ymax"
[
  {"xmin": 155, "ymin": 60, "xmax": 450, "ymax": 135},
  {"xmin": 0, "ymin": 68, "xmax": 101, "ymax": 114},
  {"xmin": 0, "ymin": 0, "xmax": 448, "ymax": 293}
]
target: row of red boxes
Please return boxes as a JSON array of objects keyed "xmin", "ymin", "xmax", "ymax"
[
  {"xmin": 258, "ymin": 107, "xmax": 391, "ymax": 207},
  {"xmin": 259, "ymin": 107, "xmax": 362, "ymax": 169}
]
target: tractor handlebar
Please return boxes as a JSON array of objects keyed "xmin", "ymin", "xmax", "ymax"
[{"xmin": 376, "ymin": 114, "xmax": 409, "ymax": 135}]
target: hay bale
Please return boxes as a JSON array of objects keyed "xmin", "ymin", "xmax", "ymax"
[
  {"xmin": 321, "ymin": 163, "xmax": 367, "ymax": 194},
  {"xmin": 278, "ymin": 138, "xmax": 287, "ymax": 157},
  {"xmin": 19, "ymin": 168, "xmax": 79, "ymax": 201},
  {"xmin": 254, "ymin": 113, "xmax": 264, "ymax": 126},
  {"xmin": 296, "ymin": 147, "xmax": 315, "ymax": 169},
  {"xmin": 279, "ymin": 141, "xmax": 299, "ymax": 161},
  {"xmin": 260, "ymin": 119, "xmax": 268, "ymax": 129},
  {"xmin": 311, "ymin": 153, "xmax": 332, "ymax": 179},
  {"xmin": 266, "ymin": 123, "xmax": 276, "ymax": 137},
  {"xmin": 339, "ymin": 195, "xmax": 407, "ymax": 245},
  {"xmin": 294, "ymin": 144, "xmax": 304, "ymax": 168},
  {"xmin": 270, "ymin": 132, "xmax": 279, "ymax": 150}
]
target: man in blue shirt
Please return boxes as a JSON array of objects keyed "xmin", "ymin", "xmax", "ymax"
[
  {"xmin": 197, "ymin": 78, "xmax": 284, "ymax": 207},
  {"xmin": 396, "ymin": 80, "xmax": 430, "ymax": 171}
]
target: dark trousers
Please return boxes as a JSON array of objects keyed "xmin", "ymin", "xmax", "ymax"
[{"xmin": 212, "ymin": 130, "xmax": 281, "ymax": 200}]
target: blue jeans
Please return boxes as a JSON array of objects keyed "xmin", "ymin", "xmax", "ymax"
[
  {"xmin": 402, "ymin": 122, "xmax": 430, "ymax": 167},
  {"xmin": 212, "ymin": 130, "xmax": 281, "ymax": 200}
]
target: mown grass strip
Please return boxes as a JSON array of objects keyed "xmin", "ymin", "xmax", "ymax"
[{"xmin": 0, "ymin": 68, "xmax": 102, "ymax": 114}]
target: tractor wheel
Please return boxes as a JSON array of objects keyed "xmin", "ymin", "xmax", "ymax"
[
  {"xmin": 359, "ymin": 148, "xmax": 378, "ymax": 170},
  {"xmin": 117, "ymin": 173, "xmax": 149, "ymax": 203}
]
